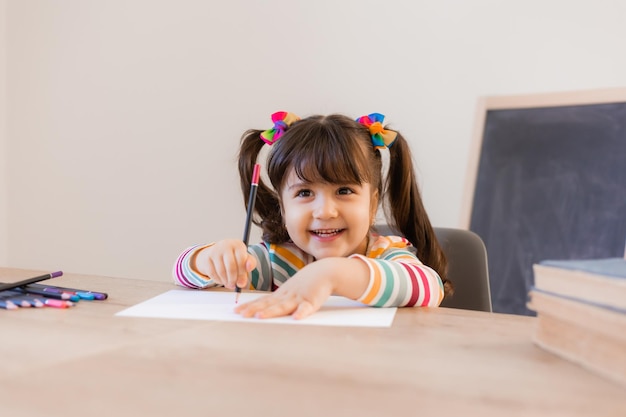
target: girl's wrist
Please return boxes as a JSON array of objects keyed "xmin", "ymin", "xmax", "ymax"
[
  {"xmin": 319, "ymin": 257, "xmax": 370, "ymax": 300},
  {"xmin": 191, "ymin": 245, "xmax": 212, "ymax": 276}
]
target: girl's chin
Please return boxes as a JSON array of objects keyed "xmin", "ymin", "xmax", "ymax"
[
  {"xmin": 302, "ymin": 236, "xmax": 368, "ymax": 258},
  {"xmin": 308, "ymin": 246, "xmax": 353, "ymax": 259}
]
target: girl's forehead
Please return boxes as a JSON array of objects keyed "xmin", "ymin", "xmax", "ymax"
[
  {"xmin": 282, "ymin": 168, "xmax": 303, "ymax": 186},
  {"xmin": 282, "ymin": 166, "xmax": 370, "ymax": 188}
]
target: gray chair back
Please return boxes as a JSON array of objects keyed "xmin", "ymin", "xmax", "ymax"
[
  {"xmin": 434, "ymin": 227, "xmax": 492, "ymax": 312},
  {"xmin": 375, "ymin": 225, "xmax": 492, "ymax": 312}
]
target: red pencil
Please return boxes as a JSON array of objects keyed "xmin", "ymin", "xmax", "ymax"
[{"xmin": 236, "ymin": 163, "xmax": 261, "ymax": 304}]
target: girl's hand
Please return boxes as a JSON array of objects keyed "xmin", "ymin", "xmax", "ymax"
[
  {"xmin": 194, "ymin": 239, "xmax": 256, "ymax": 290},
  {"xmin": 234, "ymin": 262, "xmax": 333, "ymax": 320},
  {"xmin": 234, "ymin": 258, "xmax": 369, "ymax": 320}
]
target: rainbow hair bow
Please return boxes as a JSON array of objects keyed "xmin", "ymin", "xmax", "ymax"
[
  {"xmin": 356, "ymin": 113, "xmax": 398, "ymax": 149},
  {"xmin": 260, "ymin": 111, "xmax": 301, "ymax": 145}
]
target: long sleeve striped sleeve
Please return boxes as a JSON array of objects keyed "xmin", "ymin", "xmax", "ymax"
[
  {"xmin": 351, "ymin": 235, "xmax": 444, "ymax": 307},
  {"xmin": 173, "ymin": 234, "xmax": 443, "ymax": 308},
  {"xmin": 172, "ymin": 245, "xmax": 216, "ymax": 289},
  {"xmin": 172, "ymin": 242, "xmax": 277, "ymax": 291}
]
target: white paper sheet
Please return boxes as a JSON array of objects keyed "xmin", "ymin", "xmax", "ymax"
[{"xmin": 115, "ymin": 290, "xmax": 396, "ymax": 327}]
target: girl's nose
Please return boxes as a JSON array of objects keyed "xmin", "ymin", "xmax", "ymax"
[{"xmin": 313, "ymin": 196, "xmax": 338, "ymax": 219}]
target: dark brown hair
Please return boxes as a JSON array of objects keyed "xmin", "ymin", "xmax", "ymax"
[{"xmin": 238, "ymin": 113, "xmax": 451, "ymax": 295}]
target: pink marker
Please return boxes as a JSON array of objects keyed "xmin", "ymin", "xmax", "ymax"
[{"xmin": 44, "ymin": 299, "xmax": 74, "ymax": 309}]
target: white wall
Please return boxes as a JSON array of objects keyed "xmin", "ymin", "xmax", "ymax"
[
  {"xmin": 4, "ymin": 0, "xmax": 626, "ymax": 281},
  {"xmin": 0, "ymin": 0, "xmax": 7, "ymax": 266}
]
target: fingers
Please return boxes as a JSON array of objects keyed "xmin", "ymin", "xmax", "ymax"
[
  {"xmin": 292, "ymin": 300, "xmax": 315, "ymax": 320},
  {"xmin": 204, "ymin": 251, "xmax": 237, "ymax": 289},
  {"xmin": 236, "ymin": 256, "xmax": 257, "ymax": 289},
  {"xmin": 229, "ymin": 248, "xmax": 250, "ymax": 290},
  {"xmin": 234, "ymin": 268, "xmax": 330, "ymax": 320},
  {"xmin": 201, "ymin": 241, "xmax": 252, "ymax": 289},
  {"xmin": 234, "ymin": 293, "xmax": 316, "ymax": 320},
  {"xmin": 235, "ymin": 295, "xmax": 297, "ymax": 319}
]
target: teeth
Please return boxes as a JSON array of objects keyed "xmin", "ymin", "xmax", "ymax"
[{"xmin": 313, "ymin": 229, "xmax": 341, "ymax": 237}]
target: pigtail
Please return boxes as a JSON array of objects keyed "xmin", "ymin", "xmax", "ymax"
[
  {"xmin": 385, "ymin": 133, "xmax": 453, "ymax": 297},
  {"xmin": 238, "ymin": 130, "xmax": 290, "ymax": 243}
]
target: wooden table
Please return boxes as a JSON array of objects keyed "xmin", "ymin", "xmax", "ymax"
[{"xmin": 1, "ymin": 268, "xmax": 625, "ymax": 416}]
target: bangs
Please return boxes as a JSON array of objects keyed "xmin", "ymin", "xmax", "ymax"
[
  {"xmin": 291, "ymin": 128, "xmax": 372, "ymax": 186},
  {"xmin": 267, "ymin": 114, "xmax": 378, "ymax": 192}
]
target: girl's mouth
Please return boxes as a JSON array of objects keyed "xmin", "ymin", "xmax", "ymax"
[{"xmin": 310, "ymin": 228, "xmax": 344, "ymax": 238}]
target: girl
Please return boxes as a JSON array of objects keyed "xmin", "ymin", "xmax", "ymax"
[{"xmin": 173, "ymin": 112, "xmax": 452, "ymax": 319}]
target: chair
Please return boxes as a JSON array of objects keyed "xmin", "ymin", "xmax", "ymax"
[
  {"xmin": 375, "ymin": 225, "xmax": 492, "ymax": 312},
  {"xmin": 434, "ymin": 227, "xmax": 492, "ymax": 312}
]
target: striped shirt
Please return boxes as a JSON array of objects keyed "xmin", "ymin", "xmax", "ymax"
[{"xmin": 172, "ymin": 234, "xmax": 444, "ymax": 307}]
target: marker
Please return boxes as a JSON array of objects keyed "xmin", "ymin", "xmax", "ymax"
[
  {"xmin": 14, "ymin": 286, "xmax": 80, "ymax": 302},
  {"xmin": 62, "ymin": 290, "xmax": 96, "ymax": 300},
  {"xmin": 0, "ymin": 290, "xmax": 21, "ymax": 298},
  {"xmin": 0, "ymin": 271, "xmax": 63, "ymax": 292},
  {"xmin": 236, "ymin": 163, "xmax": 260, "ymax": 304},
  {"xmin": 47, "ymin": 289, "xmax": 94, "ymax": 300},
  {"xmin": 44, "ymin": 299, "xmax": 74, "ymax": 309},
  {"xmin": 26, "ymin": 283, "xmax": 106, "ymax": 300}
]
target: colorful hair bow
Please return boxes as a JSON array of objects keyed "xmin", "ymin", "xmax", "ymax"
[
  {"xmin": 356, "ymin": 113, "xmax": 398, "ymax": 149},
  {"xmin": 260, "ymin": 111, "xmax": 301, "ymax": 145}
]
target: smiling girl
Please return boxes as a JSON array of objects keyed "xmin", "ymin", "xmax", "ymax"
[{"xmin": 173, "ymin": 112, "xmax": 452, "ymax": 319}]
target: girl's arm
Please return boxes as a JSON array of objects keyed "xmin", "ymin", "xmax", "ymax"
[
  {"xmin": 172, "ymin": 245, "xmax": 216, "ymax": 289},
  {"xmin": 349, "ymin": 234, "xmax": 445, "ymax": 308},
  {"xmin": 172, "ymin": 242, "xmax": 272, "ymax": 291},
  {"xmin": 235, "ymin": 236, "xmax": 443, "ymax": 319},
  {"xmin": 350, "ymin": 249, "xmax": 445, "ymax": 308},
  {"xmin": 235, "ymin": 257, "xmax": 370, "ymax": 320}
]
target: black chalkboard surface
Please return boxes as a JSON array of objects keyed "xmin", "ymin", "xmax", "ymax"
[{"xmin": 463, "ymin": 90, "xmax": 626, "ymax": 315}]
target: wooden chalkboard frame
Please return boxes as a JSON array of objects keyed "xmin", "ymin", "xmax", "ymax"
[{"xmin": 461, "ymin": 87, "xmax": 626, "ymax": 315}]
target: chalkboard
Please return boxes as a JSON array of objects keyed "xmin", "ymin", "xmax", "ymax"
[{"xmin": 462, "ymin": 89, "xmax": 626, "ymax": 315}]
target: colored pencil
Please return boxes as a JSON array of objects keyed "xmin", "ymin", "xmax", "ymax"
[
  {"xmin": 1, "ymin": 290, "xmax": 45, "ymax": 307},
  {"xmin": 0, "ymin": 290, "xmax": 34, "ymax": 307},
  {"xmin": 0, "ymin": 299, "xmax": 19, "ymax": 310},
  {"xmin": 16, "ymin": 294, "xmax": 45, "ymax": 308},
  {"xmin": 236, "ymin": 163, "xmax": 261, "ymax": 304},
  {"xmin": 0, "ymin": 271, "xmax": 63, "ymax": 292}
]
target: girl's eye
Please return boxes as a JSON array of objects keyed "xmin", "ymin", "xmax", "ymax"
[
  {"xmin": 337, "ymin": 187, "xmax": 354, "ymax": 195},
  {"xmin": 296, "ymin": 189, "xmax": 313, "ymax": 198}
]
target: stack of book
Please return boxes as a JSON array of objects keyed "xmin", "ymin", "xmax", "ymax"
[{"xmin": 528, "ymin": 257, "xmax": 626, "ymax": 386}]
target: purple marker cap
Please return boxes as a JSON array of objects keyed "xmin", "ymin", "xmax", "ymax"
[{"xmin": 50, "ymin": 271, "xmax": 63, "ymax": 278}]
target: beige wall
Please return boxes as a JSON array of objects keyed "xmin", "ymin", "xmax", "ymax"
[
  {"xmin": 3, "ymin": 0, "xmax": 626, "ymax": 281},
  {"xmin": 0, "ymin": 0, "xmax": 7, "ymax": 266}
]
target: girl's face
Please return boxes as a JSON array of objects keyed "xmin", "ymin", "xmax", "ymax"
[{"xmin": 280, "ymin": 168, "xmax": 377, "ymax": 259}]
